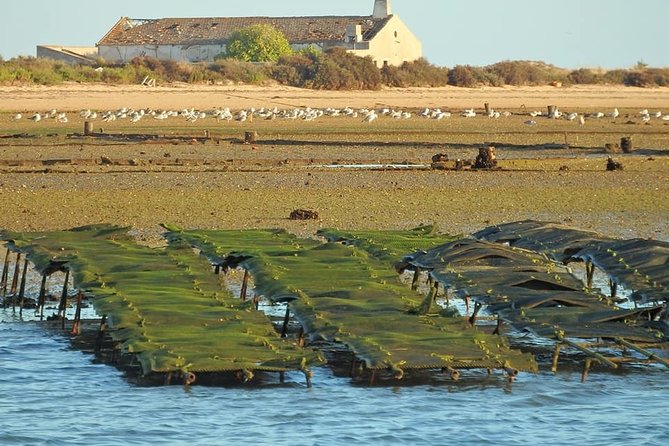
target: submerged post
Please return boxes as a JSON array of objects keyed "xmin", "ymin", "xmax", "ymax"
[
  {"xmin": 240, "ymin": 268, "xmax": 249, "ymax": 301},
  {"xmin": 281, "ymin": 305, "xmax": 291, "ymax": 338},
  {"xmin": 59, "ymin": 269, "xmax": 71, "ymax": 329},
  {"xmin": 71, "ymin": 292, "xmax": 83, "ymax": 335},
  {"xmin": 410, "ymin": 267, "xmax": 421, "ymax": 291},
  {"xmin": 37, "ymin": 274, "xmax": 48, "ymax": 320},
  {"xmin": 585, "ymin": 261, "xmax": 595, "ymax": 289},
  {"xmin": 9, "ymin": 252, "xmax": 22, "ymax": 296},
  {"xmin": 95, "ymin": 315, "xmax": 108, "ymax": 356},
  {"xmin": 18, "ymin": 258, "xmax": 28, "ymax": 316},
  {"xmin": 551, "ymin": 343, "xmax": 562, "ymax": 373},
  {"xmin": 0, "ymin": 249, "xmax": 10, "ymax": 299}
]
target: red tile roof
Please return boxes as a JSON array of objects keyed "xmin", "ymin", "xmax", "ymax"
[{"xmin": 98, "ymin": 16, "xmax": 391, "ymax": 46}]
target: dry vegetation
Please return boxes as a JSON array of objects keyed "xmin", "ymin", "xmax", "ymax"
[{"xmin": 2, "ymin": 53, "xmax": 669, "ymax": 90}]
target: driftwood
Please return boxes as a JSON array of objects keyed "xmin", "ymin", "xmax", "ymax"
[
  {"xmin": 473, "ymin": 146, "xmax": 498, "ymax": 169},
  {"xmin": 621, "ymin": 137, "xmax": 634, "ymax": 153},
  {"xmin": 606, "ymin": 157, "xmax": 624, "ymax": 171},
  {"xmin": 289, "ymin": 209, "xmax": 319, "ymax": 220},
  {"xmin": 605, "ymin": 143, "xmax": 621, "ymax": 153}
]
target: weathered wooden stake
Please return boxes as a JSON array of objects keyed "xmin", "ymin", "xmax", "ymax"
[
  {"xmin": 244, "ymin": 131, "xmax": 258, "ymax": 144},
  {"xmin": 298, "ymin": 327, "xmax": 305, "ymax": 347},
  {"xmin": 410, "ymin": 267, "xmax": 421, "ymax": 291},
  {"xmin": 18, "ymin": 258, "xmax": 28, "ymax": 316},
  {"xmin": 84, "ymin": 121, "xmax": 93, "ymax": 136},
  {"xmin": 9, "ymin": 252, "xmax": 22, "ymax": 297},
  {"xmin": 581, "ymin": 359, "xmax": 592, "ymax": 383},
  {"xmin": 95, "ymin": 315, "xmax": 108, "ymax": 356},
  {"xmin": 492, "ymin": 316, "xmax": 504, "ymax": 335},
  {"xmin": 59, "ymin": 269, "xmax": 71, "ymax": 329},
  {"xmin": 586, "ymin": 261, "xmax": 595, "ymax": 288},
  {"xmin": 551, "ymin": 343, "xmax": 562, "ymax": 373},
  {"xmin": 37, "ymin": 274, "xmax": 48, "ymax": 320},
  {"xmin": 620, "ymin": 136, "xmax": 633, "ymax": 153},
  {"xmin": 610, "ymin": 280, "xmax": 618, "ymax": 299},
  {"xmin": 239, "ymin": 268, "xmax": 249, "ymax": 301},
  {"xmin": 0, "ymin": 249, "xmax": 10, "ymax": 299},
  {"xmin": 484, "ymin": 103, "xmax": 491, "ymax": 115},
  {"xmin": 468, "ymin": 302, "xmax": 483, "ymax": 325},
  {"xmin": 280, "ymin": 305, "xmax": 291, "ymax": 338},
  {"xmin": 71, "ymin": 292, "xmax": 83, "ymax": 335}
]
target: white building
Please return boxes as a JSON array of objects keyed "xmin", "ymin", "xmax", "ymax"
[{"xmin": 96, "ymin": 0, "xmax": 422, "ymax": 68}]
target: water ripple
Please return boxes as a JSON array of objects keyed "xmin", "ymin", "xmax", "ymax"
[{"xmin": 1, "ymin": 315, "xmax": 668, "ymax": 446}]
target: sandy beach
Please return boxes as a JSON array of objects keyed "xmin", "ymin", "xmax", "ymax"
[{"xmin": 2, "ymin": 83, "xmax": 669, "ymax": 112}]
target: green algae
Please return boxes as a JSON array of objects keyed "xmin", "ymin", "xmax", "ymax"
[
  {"xmin": 1, "ymin": 225, "xmax": 323, "ymax": 376},
  {"xmin": 168, "ymin": 228, "xmax": 538, "ymax": 374}
]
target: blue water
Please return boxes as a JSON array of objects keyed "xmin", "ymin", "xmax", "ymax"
[{"xmin": 1, "ymin": 310, "xmax": 667, "ymax": 446}]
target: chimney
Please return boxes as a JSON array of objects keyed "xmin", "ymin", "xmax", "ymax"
[
  {"xmin": 346, "ymin": 24, "xmax": 363, "ymax": 43},
  {"xmin": 373, "ymin": 0, "xmax": 392, "ymax": 19}
]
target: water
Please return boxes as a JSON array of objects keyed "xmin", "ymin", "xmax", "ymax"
[{"xmin": 1, "ymin": 310, "xmax": 667, "ymax": 446}]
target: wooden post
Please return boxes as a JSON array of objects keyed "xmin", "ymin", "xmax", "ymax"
[
  {"xmin": 551, "ymin": 343, "xmax": 562, "ymax": 373},
  {"xmin": 84, "ymin": 121, "xmax": 93, "ymax": 136},
  {"xmin": 581, "ymin": 359, "xmax": 592, "ymax": 383},
  {"xmin": 95, "ymin": 315, "xmax": 108, "ymax": 356},
  {"xmin": 410, "ymin": 268, "xmax": 421, "ymax": 291},
  {"xmin": 71, "ymin": 292, "xmax": 83, "ymax": 335},
  {"xmin": 244, "ymin": 131, "xmax": 258, "ymax": 144},
  {"xmin": 586, "ymin": 261, "xmax": 595, "ymax": 288},
  {"xmin": 0, "ymin": 249, "xmax": 10, "ymax": 299},
  {"xmin": 239, "ymin": 268, "xmax": 249, "ymax": 301},
  {"xmin": 18, "ymin": 258, "xmax": 28, "ymax": 316},
  {"xmin": 468, "ymin": 302, "xmax": 483, "ymax": 326},
  {"xmin": 9, "ymin": 252, "xmax": 21, "ymax": 296},
  {"xmin": 547, "ymin": 105, "xmax": 557, "ymax": 116},
  {"xmin": 620, "ymin": 136, "xmax": 633, "ymax": 153},
  {"xmin": 37, "ymin": 274, "xmax": 48, "ymax": 320},
  {"xmin": 610, "ymin": 280, "xmax": 618, "ymax": 299},
  {"xmin": 59, "ymin": 269, "xmax": 70, "ymax": 329},
  {"xmin": 484, "ymin": 103, "xmax": 491, "ymax": 115},
  {"xmin": 280, "ymin": 305, "xmax": 291, "ymax": 338},
  {"xmin": 492, "ymin": 316, "xmax": 504, "ymax": 335}
]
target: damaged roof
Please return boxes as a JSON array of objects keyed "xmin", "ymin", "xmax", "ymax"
[{"xmin": 97, "ymin": 16, "xmax": 391, "ymax": 46}]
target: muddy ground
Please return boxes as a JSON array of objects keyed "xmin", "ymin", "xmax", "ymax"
[{"xmin": 1, "ymin": 84, "xmax": 668, "ymax": 242}]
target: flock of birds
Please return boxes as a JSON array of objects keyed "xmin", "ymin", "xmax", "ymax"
[
  {"xmin": 8, "ymin": 106, "xmax": 669, "ymax": 126},
  {"xmin": 521, "ymin": 107, "xmax": 669, "ymax": 127}
]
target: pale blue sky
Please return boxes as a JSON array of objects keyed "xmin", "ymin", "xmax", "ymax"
[{"xmin": 1, "ymin": 0, "xmax": 666, "ymax": 68}]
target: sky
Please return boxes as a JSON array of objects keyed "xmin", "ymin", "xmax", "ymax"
[{"xmin": 0, "ymin": 0, "xmax": 666, "ymax": 69}]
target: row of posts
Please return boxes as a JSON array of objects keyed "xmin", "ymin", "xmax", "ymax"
[{"xmin": 1, "ymin": 248, "xmax": 82, "ymax": 333}]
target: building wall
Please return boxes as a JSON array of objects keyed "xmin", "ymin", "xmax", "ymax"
[
  {"xmin": 99, "ymin": 44, "xmax": 227, "ymax": 63},
  {"xmin": 350, "ymin": 16, "xmax": 422, "ymax": 68},
  {"xmin": 99, "ymin": 16, "xmax": 422, "ymax": 67},
  {"xmin": 36, "ymin": 45, "xmax": 98, "ymax": 65}
]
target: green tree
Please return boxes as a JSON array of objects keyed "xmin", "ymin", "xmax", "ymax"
[{"xmin": 225, "ymin": 24, "xmax": 293, "ymax": 62}]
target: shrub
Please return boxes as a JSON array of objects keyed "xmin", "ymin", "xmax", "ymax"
[
  {"xmin": 226, "ymin": 24, "xmax": 293, "ymax": 62},
  {"xmin": 448, "ymin": 65, "xmax": 477, "ymax": 87},
  {"xmin": 383, "ymin": 58, "xmax": 449, "ymax": 87},
  {"xmin": 568, "ymin": 68, "xmax": 603, "ymax": 85},
  {"xmin": 623, "ymin": 70, "xmax": 654, "ymax": 88}
]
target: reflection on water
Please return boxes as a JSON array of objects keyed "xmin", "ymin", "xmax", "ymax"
[{"xmin": 1, "ymin": 310, "xmax": 667, "ymax": 446}]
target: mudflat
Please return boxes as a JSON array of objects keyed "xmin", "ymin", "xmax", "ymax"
[{"xmin": 1, "ymin": 83, "xmax": 668, "ymax": 241}]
